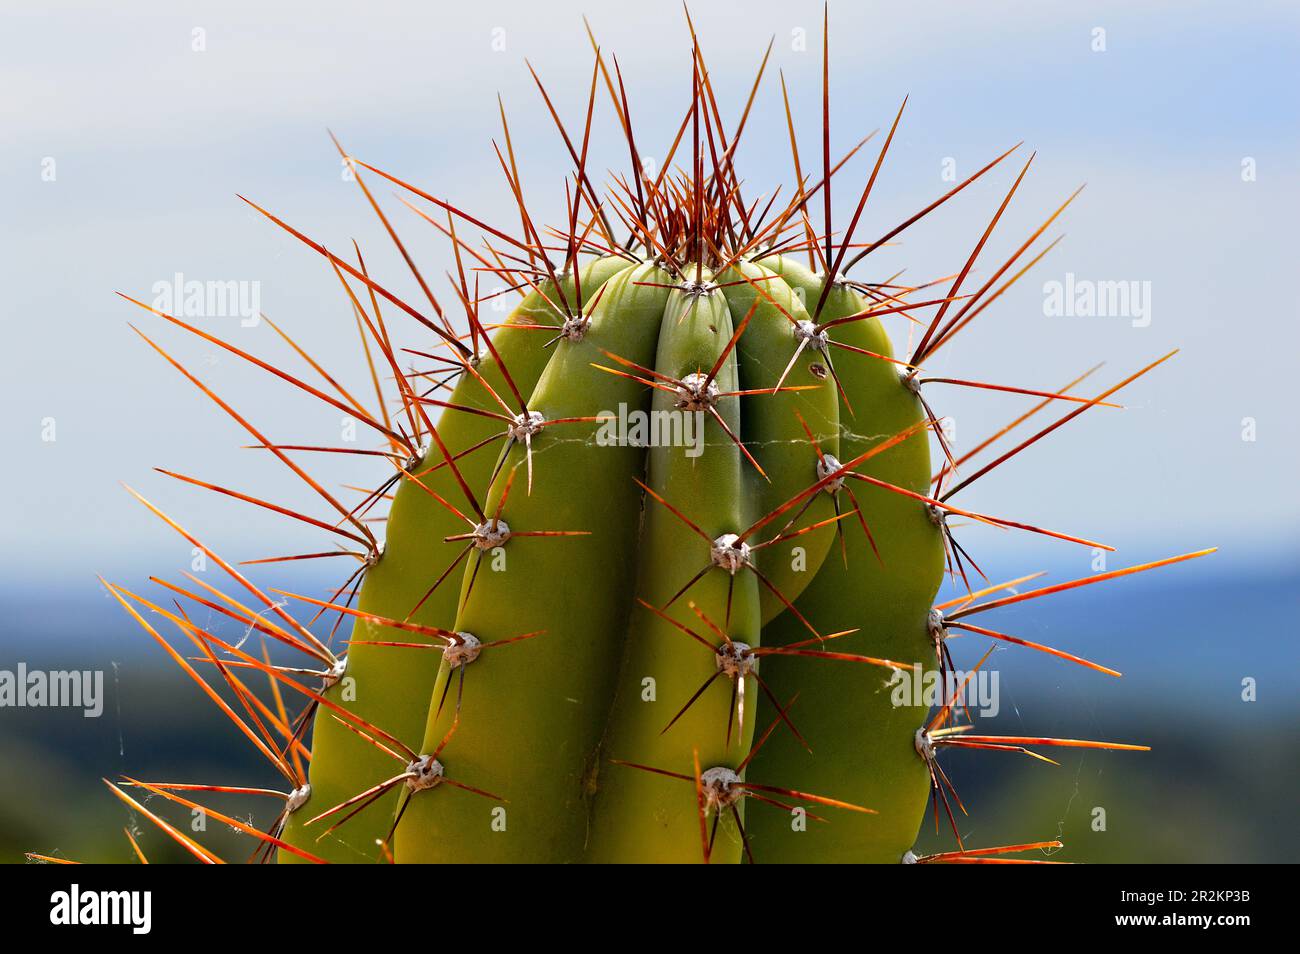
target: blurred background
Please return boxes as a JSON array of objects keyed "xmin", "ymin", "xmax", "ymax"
[{"xmin": 2, "ymin": 0, "xmax": 1297, "ymax": 863}]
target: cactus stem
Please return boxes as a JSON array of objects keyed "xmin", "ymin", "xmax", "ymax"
[
  {"xmin": 308, "ymin": 714, "xmax": 501, "ymax": 843},
  {"xmin": 643, "ymin": 474, "xmax": 859, "ymax": 637},
  {"xmin": 638, "ymin": 597, "xmax": 774, "ymax": 746},
  {"xmin": 641, "ymin": 597, "xmax": 898, "ymax": 750},
  {"xmin": 306, "ymin": 771, "xmax": 411, "ymax": 839},
  {"xmin": 612, "ymin": 695, "xmax": 875, "ymax": 863}
]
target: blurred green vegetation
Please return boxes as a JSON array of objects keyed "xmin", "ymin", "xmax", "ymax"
[
  {"xmin": 5, "ymin": 669, "xmax": 279, "ymax": 864},
  {"xmin": 910, "ymin": 709, "xmax": 1299, "ymax": 863},
  {"xmin": 6, "ymin": 662, "xmax": 1296, "ymax": 863}
]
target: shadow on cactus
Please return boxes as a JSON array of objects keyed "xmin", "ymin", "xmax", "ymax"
[{"xmin": 74, "ymin": 12, "xmax": 1214, "ymax": 865}]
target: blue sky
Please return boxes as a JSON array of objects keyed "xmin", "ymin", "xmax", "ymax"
[{"xmin": 2, "ymin": 0, "xmax": 1298, "ymax": 592}]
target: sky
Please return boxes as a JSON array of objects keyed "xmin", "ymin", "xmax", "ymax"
[{"xmin": 2, "ymin": 0, "xmax": 1298, "ymax": 595}]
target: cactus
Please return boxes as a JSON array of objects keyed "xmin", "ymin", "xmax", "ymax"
[{"xmin": 80, "ymin": 13, "xmax": 1216, "ymax": 866}]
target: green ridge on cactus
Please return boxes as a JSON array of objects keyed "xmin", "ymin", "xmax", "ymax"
[
  {"xmin": 280, "ymin": 258, "xmax": 632, "ymax": 863},
  {"xmin": 747, "ymin": 256, "xmax": 943, "ymax": 863}
]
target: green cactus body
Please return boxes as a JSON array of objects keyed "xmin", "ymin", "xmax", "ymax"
[
  {"xmin": 746, "ymin": 255, "xmax": 944, "ymax": 863},
  {"xmin": 585, "ymin": 273, "xmax": 764, "ymax": 863},
  {"xmin": 280, "ymin": 257, "xmax": 633, "ymax": 863},
  {"xmin": 717, "ymin": 260, "xmax": 841, "ymax": 623},
  {"xmin": 282, "ymin": 254, "xmax": 931, "ymax": 864},
  {"xmin": 393, "ymin": 262, "xmax": 674, "ymax": 863}
]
